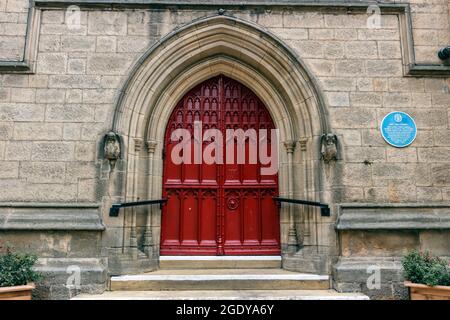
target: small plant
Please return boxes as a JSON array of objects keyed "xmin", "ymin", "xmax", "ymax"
[
  {"xmin": 402, "ymin": 250, "xmax": 450, "ymax": 287},
  {"xmin": 0, "ymin": 248, "xmax": 42, "ymax": 287}
]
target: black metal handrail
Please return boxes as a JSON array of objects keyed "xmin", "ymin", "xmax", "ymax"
[
  {"xmin": 273, "ymin": 197, "xmax": 331, "ymax": 217},
  {"xmin": 109, "ymin": 199, "xmax": 167, "ymax": 217}
]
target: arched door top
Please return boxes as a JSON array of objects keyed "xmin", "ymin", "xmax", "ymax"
[{"xmin": 112, "ymin": 14, "xmax": 330, "ymax": 145}]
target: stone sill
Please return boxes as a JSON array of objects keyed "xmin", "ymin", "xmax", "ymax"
[
  {"xmin": 0, "ymin": 202, "xmax": 105, "ymax": 231},
  {"xmin": 336, "ymin": 203, "xmax": 450, "ymax": 231}
]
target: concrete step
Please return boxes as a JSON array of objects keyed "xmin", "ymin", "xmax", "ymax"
[
  {"xmin": 159, "ymin": 256, "xmax": 282, "ymax": 269},
  {"xmin": 110, "ymin": 269, "xmax": 330, "ymax": 291},
  {"xmin": 73, "ymin": 289, "xmax": 369, "ymax": 300}
]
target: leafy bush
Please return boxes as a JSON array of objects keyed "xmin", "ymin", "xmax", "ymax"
[
  {"xmin": 0, "ymin": 249, "xmax": 42, "ymax": 287},
  {"xmin": 402, "ymin": 250, "xmax": 450, "ymax": 287}
]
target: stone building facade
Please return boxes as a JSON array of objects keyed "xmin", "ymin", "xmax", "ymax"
[{"xmin": 0, "ymin": 0, "xmax": 449, "ymax": 299}]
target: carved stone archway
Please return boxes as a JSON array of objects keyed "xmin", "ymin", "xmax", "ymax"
[{"xmin": 108, "ymin": 14, "xmax": 333, "ymax": 275}]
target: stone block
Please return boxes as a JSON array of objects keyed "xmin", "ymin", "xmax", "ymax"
[
  {"xmin": 88, "ymin": 11, "xmax": 127, "ymax": 35},
  {"xmin": 46, "ymin": 104, "xmax": 94, "ymax": 122},
  {"xmin": 289, "ymin": 40, "xmax": 324, "ymax": 58},
  {"xmin": 82, "ymin": 89, "xmax": 116, "ymax": 104},
  {"xmin": 65, "ymin": 89, "xmax": 83, "ymax": 103},
  {"xmin": 431, "ymin": 93, "xmax": 450, "ymax": 107},
  {"xmin": 340, "ymin": 231, "xmax": 419, "ymax": 258},
  {"xmin": 96, "ymin": 36, "xmax": 117, "ymax": 52},
  {"xmin": 416, "ymin": 187, "xmax": 443, "ymax": 202},
  {"xmin": 75, "ymin": 142, "xmax": 97, "ymax": 161},
  {"xmin": 344, "ymin": 41, "xmax": 378, "ymax": 59},
  {"xmin": 77, "ymin": 178, "xmax": 98, "ymax": 202},
  {"xmin": 48, "ymin": 75, "xmax": 102, "ymax": 89},
  {"xmin": 431, "ymin": 164, "xmax": 450, "ymax": 186},
  {"xmin": 338, "ymin": 163, "xmax": 373, "ymax": 187},
  {"xmin": 31, "ymin": 142, "xmax": 74, "ymax": 161},
  {"xmin": 324, "ymin": 14, "xmax": 367, "ymax": 29},
  {"xmin": 65, "ymin": 161, "xmax": 98, "ymax": 182},
  {"xmin": 5, "ymin": 141, "xmax": 32, "ymax": 160},
  {"xmin": 283, "ymin": 12, "xmax": 324, "ymax": 28},
  {"xmin": 63, "ymin": 123, "xmax": 81, "ymax": 141},
  {"xmin": 412, "ymin": 93, "xmax": 431, "ymax": 108},
  {"xmin": 0, "ymin": 88, "xmax": 10, "ymax": 102},
  {"xmin": 37, "ymin": 53, "xmax": 68, "ymax": 75},
  {"xmin": 334, "ymin": 29, "xmax": 357, "ymax": 40},
  {"xmin": 0, "ymin": 103, "xmax": 44, "ymax": 122},
  {"xmin": 319, "ymin": 78, "xmax": 355, "ymax": 91},
  {"xmin": 364, "ymin": 187, "xmax": 388, "ymax": 203},
  {"xmin": 87, "ymin": 53, "xmax": 134, "ymax": 75},
  {"xmin": 67, "ymin": 59, "xmax": 87, "ymax": 74},
  {"xmin": 331, "ymin": 187, "xmax": 365, "ymax": 203},
  {"xmin": 10, "ymin": 88, "xmax": 35, "ymax": 103},
  {"xmin": 326, "ymin": 92, "xmax": 349, "ymax": 107},
  {"xmin": 94, "ymin": 105, "xmax": 111, "ymax": 123},
  {"xmin": 387, "ymin": 180, "xmax": 417, "ymax": 202},
  {"xmin": 333, "ymin": 258, "xmax": 404, "ymax": 284},
  {"xmin": 256, "ymin": 11, "xmax": 283, "ymax": 28},
  {"xmin": 378, "ymin": 41, "xmax": 402, "ymax": 59},
  {"xmin": 29, "ymin": 75, "xmax": 49, "ymax": 88},
  {"xmin": 38, "ymin": 35, "xmax": 61, "ymax": 52},
  {"xmin": 386, "ymin": 148, "xmax": 418, "ymax": 163},
  {"xmin": 345, "ymin": 147, "xmax": 386, "ymax": 163},
  {"xmin": 36, "ymin": 89, "xmax": 66, "ymax": 103},
  {"xmin": 424, "ymin": 79, "xmax": 449, "ymax": 93},
  {"xmin": 0, "ymin": 122, "xmax": 13, "ymax": 140},
  {"xmin": 334, "ymin": 129, "xmax": 361, "ymax": 146},
  {"xmin": 419, "ymin": 148, "xmax": 450, "ymax": 162},
  {"xmin": 419, "ymin": 230, "xmax": 450, "ymax": 256},
  {"xmin": 335, "ymin": 60, "xmax": 365, "ymax": 76},
  {"xmin": 80, "ymin": 123, "xmax": 108, "ymax": 141},
  {"xmin": 13, "ymin": 123, "xmax": 63, "ymax": 141},
  {"xmin": 61, "ymin": 36, "xmax": 96, "ymax": 52},
  {"xmin": 306, "ymin": 60, "xmax": 335, "ymax": 76},
  {"xmin": 117, "ymin": 36, "xmax": 150, "ymax": 53},
  {"xmin": 41, "ymin": 10, "xmax": 64, "ymax": 24},
  {"xmin": 2, "ymin": 74, "xmax": 28, "ymax": 87},
  {"xmin": 19, "ymin": 162, "xmax": 66, "ymax": 183},
  {"xmin": 357, "ymin": 29, "xmax": 399, "ymax": 41},
  {"xmin": 350, "ymin": 92, "xmax": 382, "ymax": 107},
  {"xmin": 0, "ymin": 161, "xmax": 18, "ymax": 178},
  {"xmin": 412, "ymin": 14, "xmax": 449, "ymax": 29},
  {"xmin": 32, "ymin": 257, "xmax": 107, "ymax": 300},
  {"xmin": 366, "ymin": 60, "xmax": 402, "ymax": 77},
  {"xmin": 330, "ymin": 108, "xmax": 376, "ymax": 129},
  {"xmin": 389, "ymin": 78, "xmax": 424, "ymax": 92},
  {"xmin": 383, "ymin": 93, "xmax": 411, "ymax": 108},
  {"xmin": 308, "ymin": 28, "xmax": 334, "ymax": 40}
]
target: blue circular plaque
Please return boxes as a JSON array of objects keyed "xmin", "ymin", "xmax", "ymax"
[{"xmin": 380, "ymin": 111, "xmax": 417, "ymax": 148}]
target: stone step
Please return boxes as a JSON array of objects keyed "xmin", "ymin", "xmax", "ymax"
[
  {"xmin": 159, "ymin": 256, "xmax": 282, "ymax": 269},
  {"xmin": 110, "ymin": 269, "xmax": 330, "ymax": 291},
  {"xmin": 73, "ymin": 289, "xmax": 369, "ymax": 300}
]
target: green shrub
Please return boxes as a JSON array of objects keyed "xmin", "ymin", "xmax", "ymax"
[
  {"xmin": 402, "ymin": 250, "xmax": 450, "ymax": 287},
  {"xmin": 0, "ymin": 249, "xmax": 42, "ymax": 287}
]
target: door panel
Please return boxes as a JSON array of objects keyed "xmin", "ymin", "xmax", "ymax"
[{"xmin": 161, "ymin": 75, "xmax": 280, "ymax": 256}]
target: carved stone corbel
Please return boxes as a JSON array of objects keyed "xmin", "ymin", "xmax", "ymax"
[
  {"xmin": 103, "ymin": 131, "xmax": 121, "ymax": 170},
  {"xmin": 321, "ymin": 133, "xmax": 338, "ymax": 163}
]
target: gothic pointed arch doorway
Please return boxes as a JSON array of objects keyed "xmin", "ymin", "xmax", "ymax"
[{"xmin": 160, "ymin": 75, "xmax": 280, "ymax": 256}]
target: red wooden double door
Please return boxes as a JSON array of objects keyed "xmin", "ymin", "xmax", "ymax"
[{"xmin": 161, "ymin": 75, "xmax": 280, "ymax": 256}]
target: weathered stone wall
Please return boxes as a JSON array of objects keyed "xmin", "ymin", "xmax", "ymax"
[
  {"xmin": 0, "ymin": 1, "xmax": 449, "ymax": 299},
  {"xmin": 0, "ymin": 0, "xmax": 29, "ymax": 60}
]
